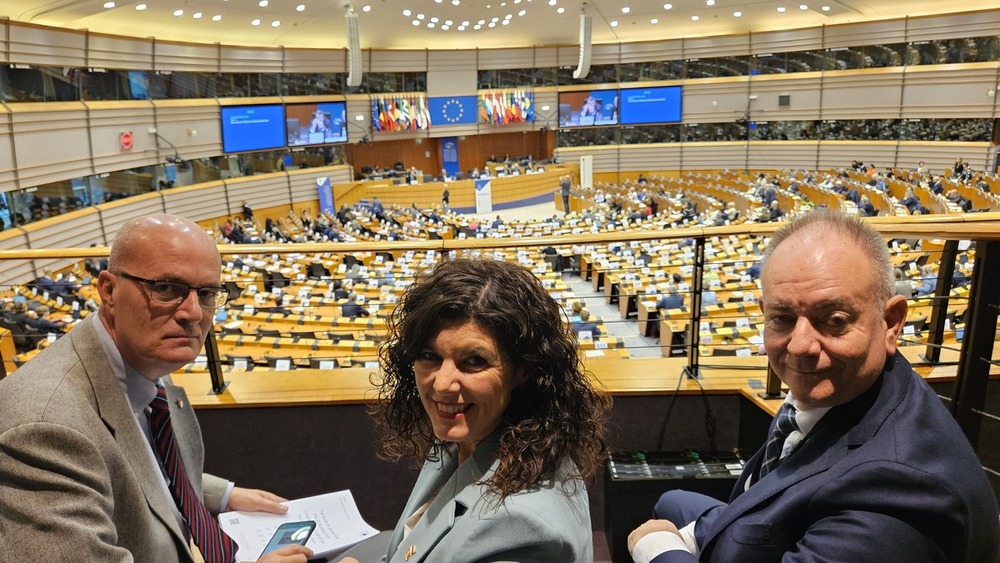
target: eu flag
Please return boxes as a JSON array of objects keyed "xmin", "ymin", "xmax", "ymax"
[{"xmin": 428, "ymin": 96, "xmax": 479, "ymax": 126}]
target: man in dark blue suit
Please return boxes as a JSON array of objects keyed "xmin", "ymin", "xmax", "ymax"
[
  {"xmin": 656, "ymin": 285, "xmax": 684, "ymax": 311},
  {"xmin": 628, "ymin": 210, "xmax": 999, "ymax": 563}
]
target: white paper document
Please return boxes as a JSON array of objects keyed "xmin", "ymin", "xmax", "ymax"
[{"xmin": 219, "ymin": 490, "xmax": 378, "ymax": 561}]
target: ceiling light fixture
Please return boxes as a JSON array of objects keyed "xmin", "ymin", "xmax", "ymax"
[
  {"xmin": 251, "ymin": 19, "xmax": 261, "ymax": 25},
  {"xmin": 691, "ymin": 14, "xmax": 699, "ymax": 20},
  {"xmin": 362, "ymin": 5, "xmax": 371, "ymax": 12},
  {"xmin": 610, "ymin": 20, "xmax": 618, "ymax": 26},
  {"xmin": 212, "ymin": 14, "xmax": 222, "ymax": 20},
  {"xmin": 733, "ymin": 10, "xmax": 742, "ymax": 16},
  {"xmin": 621, "ymin": 6, "xmax": 630, "ymax": 14},
  {"xmin": 193, "ymin": 12, "xmax": 203, "ymax": 18},
  {"xmin": 821, "ymin": 5, "xmax": 830, "ymax": 10},
  {"xmin": 706, "ymin": 0, "xmax": 715, "ymax": 5},
  {"xmin": 135, "ymin": 3, "xmax": 146, "ymax": 10},
  {"xmin": 258, "ymin": 0, "xmax": 268, "ymax": 7},
  {"xmin": 800, "ymin": 4, "xmax": 808, "ymax": 9},
  {"xmin": 402, "ymin": 8, "xmax": 411, "ymax": 15},
  {"xmin": 776, "ymin": 6, "xmax": 786, "ymax": 12},
  {"xmin": 664, "ymin": 3, "xmax": 672, "ymax": 9},
  {"xmin": 651, "ymin": 18, "xmax": 658, "ymax": 24},
  {"xmin": 557, "ymin": 7, "xmax": 564, "ymax": 12},
  {"xmin": 518, "ymin": 9, "xmax": 526, "ymax": 15},
  {"xmin": 103, "ymin": 1, "xmax": 115, "ymax": 8},
  {"xmin": 172, "ymin": 9, "xmax": 183, "ymax": 16},
  {"xmin": 271, "ymin": 20, "xmax": 280, "ymax": 26},
  {"xmin": 296, "ymin": 4, "xmax": 305, "ymax": 11}
]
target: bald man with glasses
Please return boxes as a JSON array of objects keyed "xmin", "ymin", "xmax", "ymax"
[{"xmin": 0, "ymin": 214, "xmax": 311, "ymax": 563}]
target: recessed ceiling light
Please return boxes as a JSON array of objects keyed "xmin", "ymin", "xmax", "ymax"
[
  {"xmin": 258, "ymin": 0, "xmax": 267, "ymax": 7},
  {"xmin": 103, "ymin": 1, "xmax": 115, "ymax": 9},
  {"xmin": 442, "ymin": 24, "xmax": 450, "ymax": 29},
  {"xmin": 491, "ymin": 16, "xmax": 499, "ymax": 22},
  {"xmin": 417, "ymin": 13, "xmax": 425, "ymax": 19},
  {"xmin": 461, "ymin": 20, "xmax": 469, "ymax": 25},
  {"xmin": 362, "ymin": 5, "xmax": 371, "ymax": 12},
  {"xmin": 193, "ymin": 12, "xmax": 203, "ymax": 18},
  {"xmin": 474, "ymin": 24, "xmax": 482, "ymax": 29},
  {"xmin": 212, "ymin": 14, "xmax": 222, "ymax": 20},
  {"xmin": 651, "ymin": 18, "xmax": 658, "ymax": 24},
  {"xmin": 427, "ymin": 22, "xmax": 435, "ymax": 27},
  {"xmin": 706, "ymin": 0, "xmax": 715, "ymax": 5},
  {"xmin": 733, "ymin": 10, "xmax": 742, "ymax": 16},
  {"xmin": 296, "ymin": 4, "xmax": 305, "ymax": 11},
  {"xmin": 271, "ymin": 20, "xmax": 280, "ymax": 26},
  {"xmin": 691, "ymin": 14, "xmax": 700, "ymax": 20},
  {"xmin": 403, "ymin": 8, "xmax": 411, "ymax": 15},
  {"xmin": 776, "ymin": 6, "xmax": 786, "ymax": 12},
  {"xmin": 445, "ymin": 19, "xmax": 453, "ymax": 24},
  {"xmin": 434, "ymin": 0, "xmax": 443, "ymax": 3},
  {"xmin": 430, "ymin": 16, "xmax": 439, "ymax": 22},
  {"xmin": 541, "ymin": 105, "xmax": 550, "ymax": 111},
  {"xmin": 135, "ymin": 3, "xmax": 146, "ymax": 10},
  {"xmin": 477, "ymin": 19, "xmax": 485, "ymax": 24},
  {"xmin": 488, "ymin": 21, "xmax": 496, "ymax": 27},
  {"xmin": 173, "ymin": 9, "xmax": 183, "ymax": 16},
  {"xmin": 502, "ymin": 19, "xmax": 510, "ymax": 25},
  {"xmin": 610, "ymin": 20, "xmax": 618, "ymax": 27},
  {"xmin": 800, "ymin": 4, "xmax": 808, "ymax": 9},
  {"xmin": 518, "ymin": 9, "xmax": 526, "ymax": 15},
  {"xmin": 504, "ymin": 13, "xmax": 513, "ymax": 19},
  {"xmin": 412, "ymin": 19, "xmax": 420, "ymax": 25},
  {"xmin": 251, "ymin": 18, "xmax": 261, "ymax": 25},
  {"xmin": 621, "ymin": 6, "xmax": 630, "ymax": 13},
  {"xmin": 458, "ymin": 25, "xmax": 465, "ymax": 30},
  {"xmin": 821, "ymin": 5, "xmax": 830, "ymax": 10},
  {"xmin": 664, "ymin": 3, "xmax": 672, "ymax": 9},
  {"xmin": 354, "ymin": 114, "xmax": 365, "ymax": 121},
  {"xmin": 548, "ymin": 0, "xmax": 556, "ymax": 5},
  {"xmin": 452, "ymin": 0, "xmax": 460, "ymax": 5},
  {"xmin": 556, "ymin": 7, "xmax": 564, "ymax": 12}
]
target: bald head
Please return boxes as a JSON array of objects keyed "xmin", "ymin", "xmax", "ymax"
[{"xmin": 108, "ymin": 214, "xmax": 220, "ymax": 274}]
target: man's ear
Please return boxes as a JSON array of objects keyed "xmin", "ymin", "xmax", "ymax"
[
  {"xmin": 883, "ymin": 294, "xmax": 909, "ymax": 355},
  {"xmin": 96, "ymin": 271, "xmax": 115, "ymax": 309}
]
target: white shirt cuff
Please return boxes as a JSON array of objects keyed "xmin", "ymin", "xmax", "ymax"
[
  {"xmin": 630, "ymin": 531, "xmax": 692, "ymax": 563},
  {"xmin": 220, "ymin": 481, "xmax": 235, "ymax": 511}
]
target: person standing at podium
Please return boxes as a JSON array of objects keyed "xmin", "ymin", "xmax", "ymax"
[
  {"xmin": 628, "ymin": 210, "xmax": 999, "ymax": 563},
  {"xmin": 0, "ymin": 214, "xmax": 310, "ymax": 563}
]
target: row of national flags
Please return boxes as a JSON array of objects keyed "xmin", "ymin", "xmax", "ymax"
[
  {"xmin": 371, "ymin": 94, "xmax": 432, "ymax": 132},
  {"xmin": 478, "ymin": 89, "xmax": 534, "ymax": 125}
]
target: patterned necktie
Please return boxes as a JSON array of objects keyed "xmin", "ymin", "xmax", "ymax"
[
  {"xmin": 148, "ymin": 386, "xmax": 238, "ymax": 563},
  {"xmin": 759, "ymin": 403, "xmax": 799, "ymax": 480}
]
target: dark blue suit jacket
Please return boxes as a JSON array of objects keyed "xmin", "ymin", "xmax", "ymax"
[{"xmin": 652, "ymin": 352, "xmax": 999, "ymax": 562}]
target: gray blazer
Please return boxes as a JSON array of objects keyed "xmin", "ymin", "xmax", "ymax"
[
  {"xmin": 383, "ymin": 437, "xmax": 594, "ymax": 563},
  {"xmin": 0, "ymin": 315, "xmax": 228, "ymax": 562}
]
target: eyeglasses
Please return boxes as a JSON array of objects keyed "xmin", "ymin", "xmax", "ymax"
[{"xmin": 117, "ymin": 271, "xmax": 230, "ymax": 309}]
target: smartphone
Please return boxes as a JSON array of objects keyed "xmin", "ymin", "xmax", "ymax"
[{"xmin": 259, "ymin": 520, "xmax": 316, "ymax": 557}]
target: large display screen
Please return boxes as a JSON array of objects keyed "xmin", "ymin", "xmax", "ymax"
[
  {"xmin": 220, "ymin": 104, "xmax": 286, "ymax": 154},
  {"xmin": 558, "ymin": 91, "xmax": 619, "ymax": 127},
  {"xmin": 286, "ymin": 101, "xmax": 347, "ymax": 146},
  {"xmin": 619, "ymin": 86, "xmax": 683, "ymax": 125}
]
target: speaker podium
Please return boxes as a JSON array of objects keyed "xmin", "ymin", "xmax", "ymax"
[{"xmin": 604, "ymin": 451, "xmax": 744, "ymax": 563}]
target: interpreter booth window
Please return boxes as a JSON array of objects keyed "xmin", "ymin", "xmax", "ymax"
[
  {"xmin": 216, "ymin": 73, "xmax": 282, "ymax": 98},
  {"xmin": 749, "ymin": 121, "xmax": 822, "ymax": 142},
  {"xmin": 685, "ymin": 56, "xmax": 749, "ymax": 78},
  {"xmin": 821, "ymin": 119, "xmax": 901, "ymax": 142},
  {"xmin": 683, "ymin": 122, "xmax": 744, "ymax": 143},
  {"xmin": 753, "ymin": 50, "xmax": 832, "ymax": 75},
  {"xmin": 557, "ymin": 127, "xmax": 619, "ymax": 148},
  {"xmin": 556, "ymin": 64, "xmax": 617, "ymax": 85},
  {"xmin": 618, "ymin": 60, "xmax": 685, "ymax": 82},
  {"xmin": 900, "ymin": 119, "xmax": 992, "ymax": 143},
  {"xmin": 349, "ymin": 72, "xmax": 427, "ymax": 94},
  {"xmin": 0, "ymin": 66, "xmax": 76, "ymax": 102},
  {"xmin": 145, "ymin": 72, "xmax": 217, "ymax": 100},
  {"xmin": 5, "ymin": 179, "xmax": 90, "ymax": 226},
  {"xmin": 283, "ymin": 73, "xmax": 343, "ymax": 96},
  {"xmin": 79, "ymin": 69, "xmax": 134, "ymax": 101},
  {"xmin": 620, "ymin": 125, "xmax": 682, "ymax": 145}
]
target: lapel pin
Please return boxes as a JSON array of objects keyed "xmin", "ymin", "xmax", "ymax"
[
  {"xmin": 175, "ymin": 398, "xmax": 184, "ymax": 409},
  {"xmin": 405, "ymin": 545, "xmax": 416, "ymax": 560}
]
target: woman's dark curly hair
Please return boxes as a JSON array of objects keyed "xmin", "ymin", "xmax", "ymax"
[{"xmin": 370, "ymin": 257, "xmax": 613, "ymax": 501}]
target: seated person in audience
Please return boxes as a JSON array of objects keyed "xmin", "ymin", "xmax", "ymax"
[
  {"xmin": 768, "ymin": 200, "xmax": 784, "ymax": 222},
  {"xmin": 569, "ymin": 300, "xmax": 584, "ymax": 322},
  {"xmin": 746, "ymin": 262, "xmax": 761, "ymax": 281},
  {"xmin": 85, "ymin": 243, "xmax": 109, "ymax": 278},
  {"xmin": 334, "ymin": 279, "xmax": 353, "ymax": 300},
  {"xmin": 914, "ymin": 265, "xmax": 937, "ymax": 296},
  {"xmin": 657, "ymin": 285, "xmax": 685, "ymax": 311},
  {"xmin": 929, "ymin": 175, "xmax": 944, "ymax": 194},
  {"xmin": 340, "ymin": 292, "xmax": 370, "ymax": 319},
  {"xmin": 844, "ymin": 185, "xmax": 861, "ymax": 204},
  {"xmin": 0, "ymin": 214, "xmax": 308, "ymax": 562},
  {"xmin": 338, "ymin": 258, "xmax": 611, "ymax": 563},
  {"xmin": 344, "ymin": 262, "xmax": 363, "ymax": 280},
  {"xmin": 23, "ymin": 304, "xmax": 67, "ymax": 334},
  {"xmin": 858, "ymin": 194, "xmax": 877, "ymax": 217},
  {"xmin": 893, "ymin": 267, "xmax": 914, "ymax": 298},
  {"xmin": 899, "ymin": 186, "xmax": 922, "ymax": 214},
  {"xmin": 628, "ymin": 210, "xmax": 999, "ymax": 563},
  {"xmin": 573, "ymin": 309, "xmax": 601, "ymax": 338}
]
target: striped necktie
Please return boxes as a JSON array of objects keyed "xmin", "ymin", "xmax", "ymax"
[
  {"xmin": 759, "ymin": 402, "xmax": 799, "ymax": 480},
  {"xmin": 148, "ymin": 385, "xmax": 238, "ymax": 563}
]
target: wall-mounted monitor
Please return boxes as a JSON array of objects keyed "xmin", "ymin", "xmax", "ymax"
[
  {"xmin": 285, "ymin": 101, "xmax": 348, "ymax": 146},
  {"xmin": 619, "ymin": 86, "xmax": 683, "ymax": 125},
  {"xmin": 557, "ymin": 91, "xmax": 619, "ymax": 127},
  {"xmin": 220, "ymin": 104, "xmax": 286, "ymax": 154}
]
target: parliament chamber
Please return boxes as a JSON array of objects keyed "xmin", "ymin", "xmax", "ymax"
[{"xmin": 1, "ymin": 5, "xmax": 1000, "ymax": 561}]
